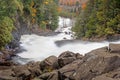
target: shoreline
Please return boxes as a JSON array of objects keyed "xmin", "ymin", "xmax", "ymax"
[
  {"xmin": 78, "ymin": 34, "xmax": 120, "ymax": 42},
  {"xmin": 0, "ymin": 43, "xmax": 120, "ymax": 80}
]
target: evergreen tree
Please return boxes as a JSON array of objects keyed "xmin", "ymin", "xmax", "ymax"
[
  {"xmin": 73, "ymin": 0, "xmax": 120, "ymax": 39},
  {"xmin": 0, "ymin": 0, "xmax": 59, "ymax": 49}
]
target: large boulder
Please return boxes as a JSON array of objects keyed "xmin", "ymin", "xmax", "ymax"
[
  {"xmin": 27, "ymin": 61, "xmax": 42, "ymax": 77},
  {"xmin": 58, "ymin": 47, "xmax": 120, "ymax": 80},
  {"xmin": 58, "ymin": 59, "xmax": 83, "ymax": 80},
  {"xmin": 12, "ymin": 65, "xmax": 31, "ymax": 80},
  {"xmin": 40, "ymin": 56, "xmax": 58, "ymax": 72},
  {"xmin": 58, "ymin": 51, "xmax": 80, "ymax": 67},
  {"xmin": 73, "ymin": 47, "xmax": 120, "ymax": 80},
  {"xmin": 109, "ymin": 43, "xmax": 120, "ymax": 53}
]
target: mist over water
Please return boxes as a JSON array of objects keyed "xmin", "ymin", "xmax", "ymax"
[{"xmin": 14, "ymin": 17, "xmax": 120, "ymax": 64}]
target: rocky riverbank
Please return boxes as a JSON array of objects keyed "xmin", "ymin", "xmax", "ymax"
[
  {"xmin": 0, "ymin": 43, "xmax": 120, "ymax": 80},
  {"xmin": 80, "ymin": 34, "xmax": 120, "ymax": 42}
]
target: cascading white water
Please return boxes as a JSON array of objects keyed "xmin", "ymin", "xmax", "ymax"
[{"xmin": 13, "ymin": 17, "xmax": 120, "ymax": 64}]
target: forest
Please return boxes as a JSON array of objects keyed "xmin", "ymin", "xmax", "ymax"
[
  {"xmin": 73, "ymin": 0, "xmax": 120, "ymax": 39},
  {"xmin": 0, "ymin": 0, "xmax": 58, "ymax": 49},
  {"xmin": 0, "ymin": 0, "xmax": 120, "ymax": 49}
]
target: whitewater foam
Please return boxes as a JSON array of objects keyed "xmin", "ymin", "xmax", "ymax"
[{"xmin": 14, "ymin": 17, "xmax": 120, "ymax": 64}]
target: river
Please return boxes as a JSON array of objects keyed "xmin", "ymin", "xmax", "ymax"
[{"xmin": 13, "ymin": 17, "xmax": 120, "ymax": 64}]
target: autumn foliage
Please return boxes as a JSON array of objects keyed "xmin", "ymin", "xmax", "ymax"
[{"xmin": 81, "ymin": 3, "xmax": 87, "ymax": 10}]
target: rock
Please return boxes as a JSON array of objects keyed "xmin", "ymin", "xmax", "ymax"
[
  {"xmin": 0, "ymin": 54, "xmax": 4, "ymax": 62},
  {"xmin": 0, "ymin": 51, "xmax": 15, "ymax": 66},
  {"xmin": 0, "ymin": 61, "xmax": 15, "ymax": 66},
  {"xmin": 58, "ymin": 59, "xmax": 83, "ymax": 80},
  {"xmin": 63, "ymin": 37, "xmax": 67, "ymax": 39},
  {"xmin": 75, "ymin": 53, "xmax": 83, "ymax": 59},
  {"xmin": 107, "ymin": 34, "xmax": 120, "ymax": 41},
  {"xmin": 12, "ymin": 65, "xmax": 31, "ymax": 80},
  {"xmin": 33, "ymin": 78, "xmax": 43, "ymax": 80},
  {"xmin": 64, "ymin": 32, "xmax": 68, "ymax": 34},
  {"xmin": 0, "ymin": 69, "xmax": 16, "ymax": 80},
  {"xmin": 0, "ymin": 52, "xmax": 16, "ymax": 70},
  {"xmin": 39, "ymin": 71, "xmax": 58, "ymax": 80},
  {"xmin": 0, "ymin": 50, "xmax": 16, "ymax": 66},
  {"xmin": 27, "ymin": 61, "xmax": 42, "ymax": 77},
  {"xmin": 58, "ymin": 47, "xmax": 120, "ymax": 80},
  {"xmin": 92, "ymin": 68, "xmax": 120, "ymax": 80},
  {"xmin": 58, "ymin": 51, "xmax": 77, "ymax": 67},
  {"xmin": 109, "ymin": 43, "xmax": 120, "ymax": 53},
  {"xmin": 0, "ymin": 45, "xmax": 120, "ymax": 80},
  {"xmin": 9, "ymin": 40, "xmax": 20, "ymax": 50},
  {"xmin": 105, "ymin": 68, "xmax": 120, "ymax": 79},
  {"xmin": 1, "ymin": 50, "xmax": 13, "ymax": 60},
  {"xmin": 92, "ymin": 75, "xmax": 116, "ymax": 80},
  {"xmin": 73, "ymin": 47, "xmax": 120, "ymax": 80},
  {"xmin": 40, "ymin": 56, "xmax": 58, "ymax": 72}
]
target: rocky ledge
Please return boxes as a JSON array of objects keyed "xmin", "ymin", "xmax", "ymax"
[{"xmin": 0, "ymin": 43, "xmax": 120, "ymax": 80}]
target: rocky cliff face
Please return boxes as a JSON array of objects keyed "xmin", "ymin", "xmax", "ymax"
[
  {"xmin": 0, "ymin": 44, "xmax": 120, "ymax": 80},
  {"xmin": 8, "ymin": 14, "xmax": 39, "ymax": 50}
]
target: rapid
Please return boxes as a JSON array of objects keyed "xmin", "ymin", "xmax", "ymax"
[{"xmin": 13, "ymin": 17, "xmax": 120, "ymax": 64}]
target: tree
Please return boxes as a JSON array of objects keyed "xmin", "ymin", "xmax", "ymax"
[
  {"xmin": 73, "ymin": 0, "xmax": 120, "ymax": 39},
  {"xmin": 0, "ymin": 0, "xmax": 59, "ymax": 49},
  {"xmin": 0, "ymin": 0, "xmax": 22, "ymax": 49}
]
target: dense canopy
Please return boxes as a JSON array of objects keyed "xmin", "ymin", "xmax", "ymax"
[
  {"xmin": 73, "ymin": 0, "xmax": 120, "ymax": 38},
  {"xmin": 0, "ymin": 0, "xmax": 58, "ymax": 49}
]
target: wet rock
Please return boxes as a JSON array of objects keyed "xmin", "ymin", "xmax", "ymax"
[
  {"xmin": 39, "ymin": 71, "xmax": 58, "ymax": 80},
  {"xmin": 64, "ymin": 32, "xmax": 68, "ymax": 34},
  {"xmin": 63, "ymin": 37, "xmax": 67, "ymax": 39},
  {"xmin": 0, "ymin": 51, "xmax": 15, "ymax": 66},
  {"xmin": 109, "ymin": 43, "xmax": 120, "ymax": 53},
  {"xmin": 9, "ymin": 40, "xmax": 20, "ymax": 50},
  {"xmin": 0, "ymin": 61, "xmax": 15, "ymax": 66},
  {"xmin": 0, "ymin": 69, "xmax": 16, "ymax": 80},
  {"xmin": 40, "ymin": 56, "xmax": 58, "ymax": 72},
  {"xmin": 14, "ymin": 46, "xmax": 27, "ymax": 53},
  {"xmin": 75, "ymin": 53, "xmax": 83, "ymax": 59},
  {"xmin": 58, "ymin": 51, "xmax": 77, "ymax": 67},
  {"xmin": 1, "ymin": 50, "xmax": 14, "ymax": 60}
]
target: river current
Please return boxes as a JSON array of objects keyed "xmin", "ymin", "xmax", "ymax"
[{"xmin": 13, "ymin": 17, "xmax": 120, "ymax": 64}]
